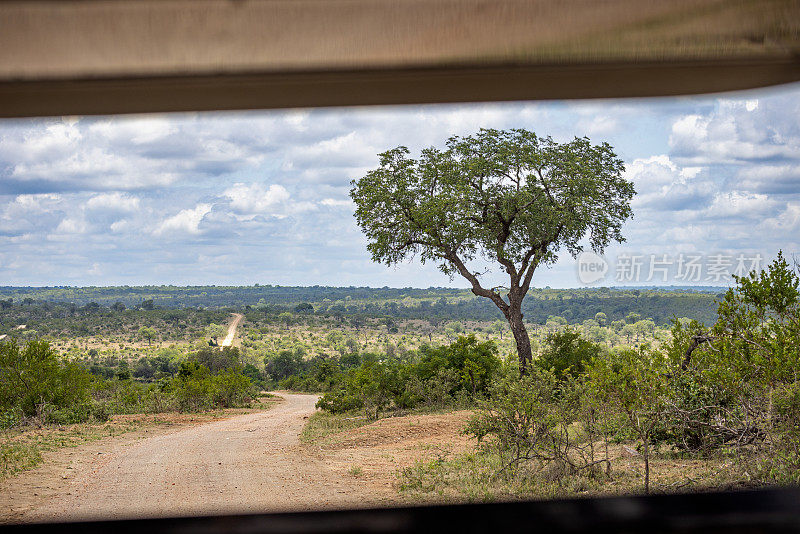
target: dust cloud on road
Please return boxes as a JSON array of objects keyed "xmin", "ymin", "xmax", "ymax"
[{"xmin": 220, "ymin": 313, "xmax": 243, "ymax": 347}]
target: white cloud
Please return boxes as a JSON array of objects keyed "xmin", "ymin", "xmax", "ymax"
[
  {"xmin": 1, "ymin": 84, "xmax": 800, "ymax": 287},
  {"xmin": 669, "ymin": 95, "xmax": 800, "ymax": 165},
  {"xmin": 154, "ymin": 204, "xmax": 212, "ymax": 236},
  {"xmin": 85, "ymin": 192, "xmax": 140, "ymax": 212},
  {"xmin": 576, "ymin": 115, "xmax": 619, "ymax": 137},
  {"xmin": 320, "ymin": 198, "xmax": 353, "ymax": 208},
  {"xmin": 109, "ymin": 219, "xmax": 131, "ymax": 233},
  {"xmin": 703, "ymin": 191, "xmax": 778, "ymax": 219},
  {"xmin": 759, "ymin": 204, "xmax": 800, "ymax": 233},
  {"xmin": 89, "ymin": 117, "xmax": 176, "ymax": 144},
  {"xmin": 2, "ymin": 194, "xmax": 61, "ymax": 215},
  {"xmin": 625, "ymin": 155, "xmax": 716, "ymax": 214},
  {"xmin": 0, "ymin": 122, "xmax": 82, "ymax": 164},
  {"xmin": 223, "ymin": 183, "xmax": 290, "ymax": 216},
  {"xmin": 732, "ymin": 164, "xmax": 800, "ymax": 195},
  {"xmin": 54, "ymin": 216, "xmax": 88, "ymax": 235}
]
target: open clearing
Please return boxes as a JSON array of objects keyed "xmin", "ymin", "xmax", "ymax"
[{"xmin": 1, "ymin": 394, "xmax": 474, "ymax": 524}]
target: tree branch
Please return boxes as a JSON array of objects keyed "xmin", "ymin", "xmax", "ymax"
[
  {"xmin": 445, "ymin": 250, "xmax": 510, "ymax": 313},
  {"xmin": 681, "ymin": 334, "xmax": 714, "ymax": 370}
]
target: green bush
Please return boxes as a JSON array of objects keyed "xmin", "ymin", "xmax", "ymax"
[
  {"xmin": 42, "ymin": 401, "xmax": 109, "ymax": 425},
  {"xmin": 417, "ymin": 335, "xmax": 501, "ymax": 396},
  {"xmin": 0, "ymin": 339, "xmax": 95, "ymax": 420},
  {"xmin": 535, "ymin": 328, "xmax": 602, "ymax": 379},
  {"xmin": 315, "ymin": 389, "xmax": 363, "ymax": 413},
  {"xmin": 316, "ymin": 336, "xmax": 502, "ymax": 418},
  {"xmin": 167, "ymin": 361, "xmax": 254, "ymax": 411}
]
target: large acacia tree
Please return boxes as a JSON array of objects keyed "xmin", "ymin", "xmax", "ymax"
[{"xmin": 350, "ymin": 129, "xmax": 634, "ymax": 373}]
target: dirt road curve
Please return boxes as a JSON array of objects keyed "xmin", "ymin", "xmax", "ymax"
[
  {"xmin": 27, "ymin": 393, "xmax": 386, "ymax": 523},
  {"xmin": 220, "ymin": 313, "xmax": 243, "ymax": 347}
]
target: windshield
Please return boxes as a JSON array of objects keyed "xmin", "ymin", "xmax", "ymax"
[{"xmin": 1, "ymin": 84, "xmax": 799, "ymax": 522}]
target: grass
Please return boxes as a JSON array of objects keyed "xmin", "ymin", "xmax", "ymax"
[
  {"xmin": 300, "ymin": 400, "xmax": 473, "ymax": 446},
  {"xmin": 300, "ymin": 411, "xmax": 372, "ymax": 445},
  {"xmin": 348, "ymin": 465, "xmax": 364, "ymax": 477},
  {"xmin": 0, "ymin": 418, "xmax": 150, "ymax": 481},
  {"xmin": 399, "ymin": 449, "xmax": 646, "ymax": 503},
  {"xmin": 397, "ymin": 446, "xmax": 750, "ymax": 504},
  {"xmin": 250, "ymin": 393, "xmax": 281, "ymax": 410},
  {"xmin": 0, "ymin": 442, "xmax": 43, "ymax": 480}
]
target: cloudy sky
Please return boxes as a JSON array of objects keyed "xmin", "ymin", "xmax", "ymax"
[{"xmin": 1, "ymin": 82, "xmax": 799, "ymax": 288}]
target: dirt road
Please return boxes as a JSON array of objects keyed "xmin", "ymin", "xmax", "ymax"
[
  {"xmin": 25, "ymin": 393, "xmax": 391, "ymax": 523},
  {"xmin": 220, "ymin": 313, "xmax": 243, "ymax": 347}
]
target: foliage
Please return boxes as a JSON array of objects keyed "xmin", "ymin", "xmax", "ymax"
[
  {"xmin": 658, "ymin": 253, "xmax": 800, "ymax": 482},
  {"xmin": 466, "ymin": 368, "xmax": 610, "ymax": 481},
  {"xmin": 265, "ymin": 348, "xmax": 306, "ymax": 381},
  {"xmin": 0, "ymin": 339, "xmax": 95, "ymax": 420},
  {"xmin": 190, "ymin": 346, "xmax": 241, "ymax": 374},
  {"xmin": 417, "ymin": 335, "xmax": 501, "ymax": 395},
  {"xmin": 536, "ymin": 328, "xmax": 602, "ymax": 379},
  {"xmin": 350, "ymin": 128, "xmax": 634, "ymax": 370},
  {"xmin": 0, "ymin": 336, "xmax": 257, "ymax": 429},
  {"xmin": 165, "ymin": 361, "xmax": 254, "ymax": 411},
  {"xmin": 0, "ymin": 286, "xmax": 720, "ymax": 334},
  {"xmin": 205, "ymin": 323, "xmax": 227, "ymax": 341},
  {"xmin": 137, "ymin": 326, "xmax": 157, "ymax": 345},
  {"xmin": 457, "ymin": 253, "xmax": 800, "ymax": 495},
  {"xmin": 316, "ymin": 335, "xmax": 502, "ymax": 419},
  {"xmin": 586, "ymin": 347, "xmax": 670, "ymax": 493}
]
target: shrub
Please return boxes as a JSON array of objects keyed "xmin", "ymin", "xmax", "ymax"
[
  {"xmin": 535, "ymin": 328, "xmax": 601, "ymax": 379},
  {"xmin": 167, "ymin": 361, "xmax": 255, "ymax": 411},
  {"xmin": 417, "ymin": 335, "xmax": 501, "ymax": 396},
  {"xmin": 0, "ymin": 339, "xmax": 94, "ymax": 419},
  {"xmin": 466, "ymin": 368, "xmax": 562, "ymax": 471}
]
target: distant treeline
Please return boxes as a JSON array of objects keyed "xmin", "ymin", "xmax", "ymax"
[{"xmin": 0, "ymin": 285, "xmax": 723, "ymax": 325}]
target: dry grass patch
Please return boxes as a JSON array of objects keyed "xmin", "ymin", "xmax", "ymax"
[
  {"xmin": 301, "ymin": 409, "xmax": 476, "ymax": 500},
  {"xmin": 399, "ymin": 440, "xmax": 758, "ymax": 505}
]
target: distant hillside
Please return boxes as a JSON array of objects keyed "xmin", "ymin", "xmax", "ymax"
[{"xmin": 0, "ymin": 285, "xmax": 722, "ymax": 325}]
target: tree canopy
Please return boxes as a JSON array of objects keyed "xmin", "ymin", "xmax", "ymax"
[{"xmin": 350, "ymin": 128, "xmax": 635, "ymax": 372}]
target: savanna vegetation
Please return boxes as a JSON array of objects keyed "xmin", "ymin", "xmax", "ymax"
[
  {"xmin": 1, "ymin": 263, "xmax": 794, "ymax": 500},
  {"xmin": 0, "ymin": 281, "xmax": 706, "ymax": 485},
  {"xmin": 397, "ymin": 254, "xmax": 800, "ymax": 500},
  {"xmin": 2, "ymin": 127, "xmax": 794, "ymax": 507},
  {"xmin": 0, "ymin": 334, "xmax": 259, "ymax": 480},
  {"xmin": 334, "ymin": 128, "xmax": 800, "ymax": 501}
]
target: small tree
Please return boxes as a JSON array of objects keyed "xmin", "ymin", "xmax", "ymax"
[
  {"xmin": 294, "ymin": 302, "xmax": 314, "ymax": 314},
  {"xmin": 0, "ymin": 339, "xmax": 93, "ymax": 417},
  {"xmin": 492, "ymin": 320, "xmax": 507, "ymax": 340},
  {"xmin": 668, "ymin": 252, "xmax": 800, "ymax": 471},
  {"xmin": 594, "ymin": 312, "xmax": 607, "ymax": 327},
  {"xmin": 138, "ymin": 326, "xmax": 157, "ymax": 346},
  {"xmin": 204, "ymin": 323, "xmax": 226, "ymax": 343},
  {"xmin": 625, "ymin": 312, "xmax": 642, "ymax": 324},
  {"xmin": 536, "ymin": 328, "xmax": 602, "ymax": 379},
  {"xmin": 265, "ymin": 349, "xmax": 305, "ymax": 381},
  {"xmin": 588, "ymin": 347, "xmax": 670, "ymax": 493},
  {"xmin": 416, "ymin": 334, "xmax": 501, "ymax": 396},
  {"xmin": 351, "ymin": 129, "xmax": 634, "ymax": 373},
  {"xmin": 277, "ymin": 312, "xmax": 294, "ymax": 330}
]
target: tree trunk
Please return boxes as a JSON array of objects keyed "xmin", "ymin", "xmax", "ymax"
[
  {"xmin": 507, "ymin": 306, "xmax": 532, "ymax": 374},
  {"xmin": 643, "ymin": 439, "xmax": 650, "ymax": 494}
]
